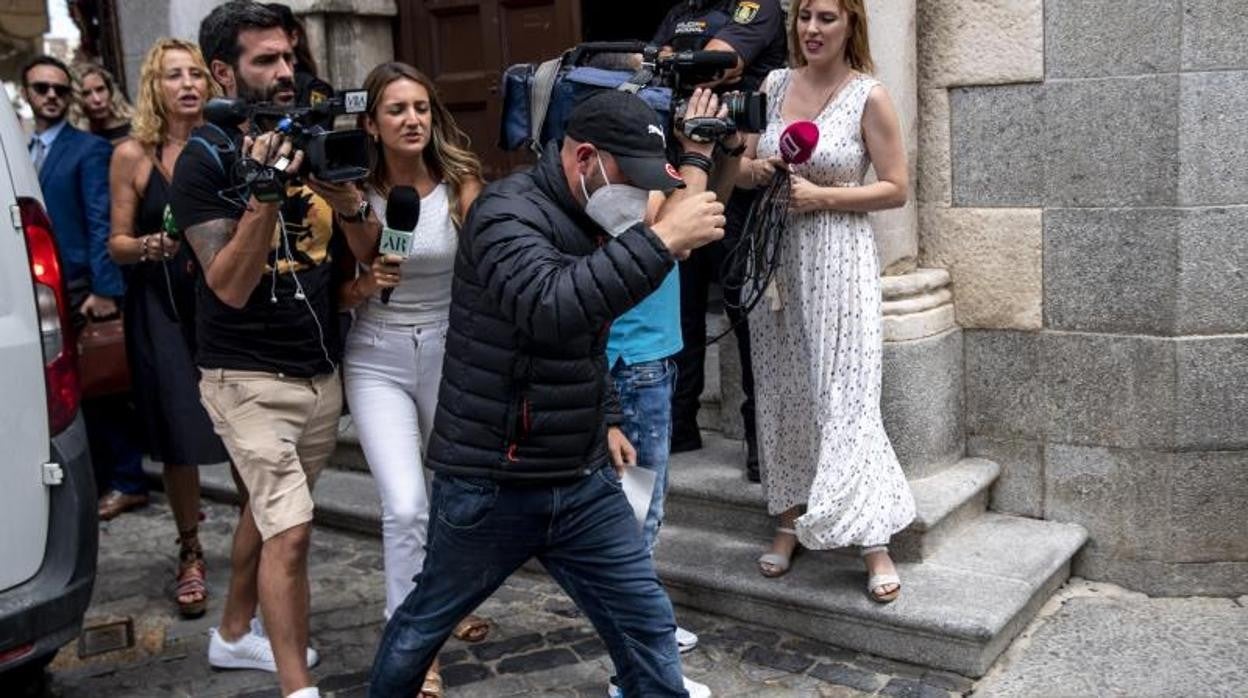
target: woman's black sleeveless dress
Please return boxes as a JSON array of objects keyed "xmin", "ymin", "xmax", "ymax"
[{"xmin": 123, "ymin": 156, "xmax": 229, "ymax": 465}]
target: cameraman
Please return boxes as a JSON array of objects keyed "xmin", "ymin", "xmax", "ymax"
[
  {"xmin": 168, "ymin": 4, "xmax": 373, "ymax": 697},
  {"xmin": 655, "ymin": 1, "xmax": 786, "ymax": 480}
]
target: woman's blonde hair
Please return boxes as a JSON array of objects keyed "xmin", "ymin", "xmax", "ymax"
[
  {"xmin": 72, "ymin": 63, "xmax": 133, "ymax": 129},
  {"xmin": 131, "ymin": 39, "xmax": 219, "ymax": 147},
  {"xmin": 788, "ymin": 0, "xmax": 874, "ymax": 73},
  {"xmin": 361, "ymin": 62, "xmax": 483, "ymax": 229}
]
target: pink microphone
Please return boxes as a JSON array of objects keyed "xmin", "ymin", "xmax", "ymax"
[{"xmin": 778, "ymin": 121, "xmax": 819, "ymax": 165}]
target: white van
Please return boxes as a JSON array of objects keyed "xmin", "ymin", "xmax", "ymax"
[{"xmin": 0, "ymin": 94, "xmax": 98, "ymax": 679}]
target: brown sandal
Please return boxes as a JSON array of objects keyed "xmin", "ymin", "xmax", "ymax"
[
  {"xmin": 420, "ymin": 667, "xmax": 443, "ymax": 698},
  {"xmin": 175, "ymin": 531, "xmax": 208, "ymax": 618},
  {"xmin": 452, "ymin": 614, "xmax": 491, "ymax": 643}
]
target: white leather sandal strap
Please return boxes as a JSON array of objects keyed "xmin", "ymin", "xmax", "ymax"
[
  {"xmin": 860, "ymin": 545, "xmax": 889, "ymax": 557},
  {"xmin": 867, "ymin": 573, "xmax": 901, "ymax": 590},
  {"xmin": 758, "ymin": 553, "xmax": 791, "ymax": 573}
]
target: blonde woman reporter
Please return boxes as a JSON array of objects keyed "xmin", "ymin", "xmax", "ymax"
[{"xmin": 740, "ymin": 0, "xmax": 916, "ymax": 603}]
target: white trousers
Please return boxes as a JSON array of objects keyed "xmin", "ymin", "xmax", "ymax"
[{"xmin": 343, "ymin": 314, "xmax": 447, "ymax": 618}]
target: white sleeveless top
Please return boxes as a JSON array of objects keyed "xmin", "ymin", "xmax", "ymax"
[{"xmin": 357, "ymin": 182, "xmax": 457, "ymax": 325}]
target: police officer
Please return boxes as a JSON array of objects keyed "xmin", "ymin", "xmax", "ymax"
[
  {"xmin": 655, "ymin": 0, "xmax": 786, "ymax": 481},
  {"xmin": 653, "ymin": 0, "xmax": 786, "ymax": 91}
]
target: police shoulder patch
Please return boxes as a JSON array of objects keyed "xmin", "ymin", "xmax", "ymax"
[{"xmin": 733, "ymin": 1, "xmax": 760, "ymax": 24}]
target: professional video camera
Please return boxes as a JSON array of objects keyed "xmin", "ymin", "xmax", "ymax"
[
  {"xmin": 500, "ymin": 41, "xmax": 767, "ymax": 153},
  {"xmin": 629, "ymin": 43, "xmax": 767, "ymax": 142},
  {"xmin": 204, "ymin": 89, "xmax": 371, "ymax": 184}
]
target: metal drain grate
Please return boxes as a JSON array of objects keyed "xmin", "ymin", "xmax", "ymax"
[{"xmin": 78, "ymin": 618, "xmax": 135, "ymax": 658}]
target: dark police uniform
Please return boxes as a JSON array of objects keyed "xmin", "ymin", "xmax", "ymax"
[
  {"xmin": 652, "ymin": 0, "xmax": 787, "ymax": 91},
  {"xmin": 654, "ymin": 0, "xmax": 786, "ymax": 475}
]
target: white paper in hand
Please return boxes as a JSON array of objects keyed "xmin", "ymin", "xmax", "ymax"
[{"xmin": 621, "ymin": 465, "xmax": 657, "ymax": 529}]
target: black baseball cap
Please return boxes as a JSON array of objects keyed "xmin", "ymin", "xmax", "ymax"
[{"xmin": 565, "ymin": 90, "xmax": 685, "ymax": 192}]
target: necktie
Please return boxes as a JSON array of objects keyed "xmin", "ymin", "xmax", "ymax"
[{"xmin": 29, "ymin": 136, "xmax": 46, "ymax": 173}]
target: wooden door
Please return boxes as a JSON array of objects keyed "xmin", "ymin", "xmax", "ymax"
[{"xmin": 397, "ymin": 0, "xmax": 582, "ymax": 180}]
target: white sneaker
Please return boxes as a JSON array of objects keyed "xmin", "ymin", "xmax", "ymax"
[
  {"xmin": 683, "ymin": 675, "xmax": 712, "ymax": 698},
  {"xmin": 251, "ymin": 617, "xmax": 321, "ymax": 668},
  {"xmin": 208, "ymin": 627, "xmax": 279, "ymax": 672},
  {"xmin": 208, "ymin": 622, "xmax": 320, "ymax": 672},
  {"xmin": 606, "ymin": 675, "xmax": 711, "ymax": 697},
  {"xmin": 285, "ymin": 689, "xmax": 320, "ymax": 698},
  {"xmin": 675, "ymin": 626, "xmax": 699, "ymax": 653}
]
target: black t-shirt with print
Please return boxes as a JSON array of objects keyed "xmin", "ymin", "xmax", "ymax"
[
  {"xmin": 168, "ymin": 123, "xmax": 340, "ymax": 378},
  {"xmin": 653, "ymin": 0, "xmax": 787, "ymax": 92}
]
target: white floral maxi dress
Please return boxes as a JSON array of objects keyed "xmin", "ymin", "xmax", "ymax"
[{"xmin": 751, "ymin": 69, "xmax": 916, "ymax": 550}]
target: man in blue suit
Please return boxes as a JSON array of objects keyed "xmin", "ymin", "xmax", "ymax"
[{"xmin": 22, "ymin": 55, "xmax": 146, "ymax": 519}]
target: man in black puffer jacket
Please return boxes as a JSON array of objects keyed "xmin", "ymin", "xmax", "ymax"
[{"xmin": 368, "ymin": 92, "xmax": 726, "ymax": 697}]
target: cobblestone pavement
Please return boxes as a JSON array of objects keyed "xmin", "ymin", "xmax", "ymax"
[{"xmin": 25, "ymin": 496, "xmax": 971, "ymax": 698}]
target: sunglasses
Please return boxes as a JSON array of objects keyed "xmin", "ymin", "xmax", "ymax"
[{"xmin": 30, "ymin": 82, "xmax": 72, "ymax": 98}]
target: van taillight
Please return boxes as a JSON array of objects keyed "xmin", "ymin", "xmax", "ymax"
[{"xmin": 20, "ymin": 197, "xmax": 79, "ymax": 434}]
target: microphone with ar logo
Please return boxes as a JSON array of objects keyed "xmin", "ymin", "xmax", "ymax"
[{"xmin": 377, "ymin": 185, "xmax": 421, "ymax": 304}]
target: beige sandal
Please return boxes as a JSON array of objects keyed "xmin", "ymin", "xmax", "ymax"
[
  {"xmin": 862, "ymin": 545, "xmax": 901, "ymax": 603},
  {"xmin": 758, "ymin": 527, "xmax": 799, "ymax": 578},
  {"xmin": 452, "ymin": 614, "xmax": 491, "ymax": 643},
  {"xmin": 420, "ymin": 667, "xmax": 443, "ymax": 698}
]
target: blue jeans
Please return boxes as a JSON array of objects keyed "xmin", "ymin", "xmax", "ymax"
[
  {"xmin": 368, "ymin": 465, "xmax": 687, "ymax": 698},
  {"xmin": 611, "ymin": 358, "xmax": 675, "ymax": 555}
]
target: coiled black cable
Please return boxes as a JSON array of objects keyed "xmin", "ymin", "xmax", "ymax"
[{"xmin": 708, "ymin": 171, "xmax": 791, "ymax": 345}]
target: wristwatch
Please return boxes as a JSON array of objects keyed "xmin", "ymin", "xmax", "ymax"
[{"xmin": 339, "ymin": 198, "xmax": 372, "ymax": 223}]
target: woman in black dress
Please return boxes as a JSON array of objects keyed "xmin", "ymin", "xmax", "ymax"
[{"xmin": 107, "ymin": 38, "xmax": 225, "ymax": 619}]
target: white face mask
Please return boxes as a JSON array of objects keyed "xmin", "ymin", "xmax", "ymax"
[{"xmin": 580, "ymin": 154, "xmax": 649, "ymax": 237}]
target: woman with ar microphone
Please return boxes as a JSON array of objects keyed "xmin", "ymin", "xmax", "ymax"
[
  {"xmin": 316, "ymin": 61, "xmax": 488, "ymax": 698},
  {"xmin": 734, "ymin": 0, "xmax": 915, "ymax": 604}
]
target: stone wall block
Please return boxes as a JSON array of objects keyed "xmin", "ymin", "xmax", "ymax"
[
  {"xmin": 1181, "ymin": 0, "xmax": 1248, "ymax": 70},
  {"xmin": 1179, "ymin": 71, "xmax": 1248, "ymax": 206},
  {"xmin": 1167, "ymin": 450, "xmax": 1248, "ymax": 562},
  {"xmin": 1043, "ymin": 208, "xmax": 1180, "ymax": 335},
  {"xmin": 964, "ymin": 330, "xmax": 1044, "ymax": 440},
  {"xmin": 968, "ymin": 436, "xmax": 1045, "ymax": 518},
  {"xmin": 1074, "ymin": 556, "xmax": 1248, "ymax": 597},
  {"xmin": 1043, "ymin": 76, "xmax": 1179, "ymax": 208},
  {"xmin": 325, "ymin": 15, "xmax": 395, "ymax": 88},
  {"xmin": 951, "ymin": 84, "xmax": 1044, "ymax": 207},
  {"xmin": 1175, "ymin": 336, "xmax": 1248, "ymax": 450},
  {"xmin": 116, "ymin": 0, "xmax": 173, "ymax": 95},
  {"xmin": 881, "ymin": 328, "xmax": 965, "ymax": 479},
  {"xmin": 1177, "ymin": 207, "xmax": 1248, "ymax": 334},
  {"xmin": 917, "ymin": 0, "xmax": 1043, "ymax": 88},
  {"xmin": 1042, "ymin": 333, "xmax": 1176, "ymax": 449},
  {"xmin": 917, "ymin": 89, "xmax": 951, "ymax": 206},
  {"xmin": 1043, "ymin": 444, "xmax": 1172, "ymax": 559},
  {"xmin": 920, "ymin": 207, "xmax": 1042, "ymax": 330},
  {"xmin": 1045, "ymin": 0, "xmax": 1181, "ymax": 78}
]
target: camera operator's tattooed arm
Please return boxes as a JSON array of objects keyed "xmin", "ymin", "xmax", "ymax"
[
  {"xmin": 185, "ymin": 200, "xmax": 280, "ymax": 309},
  {"xmin": 186, "ymin": 132, "xmax": 303, "ymax": 309}
]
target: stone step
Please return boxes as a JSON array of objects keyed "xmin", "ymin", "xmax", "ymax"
[
  {"xmin": 161, "ymin": 460, "xmax": 1084, "ymax": 677},
  {"xmin": 664, "ymin": 431, "xmax": 1000, "ymax": 562},
  {"xmin": 654, "ymin": 515, "xmax": 1087, "ymax": 677}
]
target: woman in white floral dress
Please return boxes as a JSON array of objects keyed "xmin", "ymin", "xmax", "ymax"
[{"xmin": 736, "ymin": 0, "xmax": 915, "ymax": 602}]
